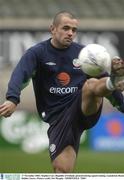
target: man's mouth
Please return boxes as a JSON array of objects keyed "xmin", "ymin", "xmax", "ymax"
[{"xmin": 65, "ymin": 38, "xmax": 72, "ymax": 42}]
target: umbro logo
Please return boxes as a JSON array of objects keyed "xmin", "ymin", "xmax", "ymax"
[{"xmin": 45, "ymin": 62, "xmax": 56, "ymax": 66}]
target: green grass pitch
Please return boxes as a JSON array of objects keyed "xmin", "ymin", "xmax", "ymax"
[{"xmin": 0, "ymin": 148, "xmax": 124, "ymax": 173}]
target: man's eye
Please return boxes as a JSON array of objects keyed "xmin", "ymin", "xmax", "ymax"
[
  {"xmin": 63, "ymin": 27, "xmax": 69, "ymax": 31},
  {"xmin": 63, "ymin": 26, "xmax": 77, "ymax": 33},
  {"xmin": 72, "ymin": 28, "xmax": 77, "ymax": 33}
]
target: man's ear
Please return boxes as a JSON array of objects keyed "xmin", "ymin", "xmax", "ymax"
[{"xmin": 50, "ymin": 24, "xmax": 55, "ymax": 33}]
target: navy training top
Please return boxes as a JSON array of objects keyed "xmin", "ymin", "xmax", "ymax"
[{"xmin": 6, "ymin": 38, "xmax": 124, "ymax": 121}]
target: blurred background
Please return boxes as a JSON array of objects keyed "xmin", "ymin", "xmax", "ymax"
[{"xmin": 0, "ymin": 0, "xmax": 124, "ymax": 173}]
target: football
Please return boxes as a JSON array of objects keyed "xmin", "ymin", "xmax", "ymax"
[{"xmin": 77, "ymin": 44, "xmax": 111, "ymax": 77}]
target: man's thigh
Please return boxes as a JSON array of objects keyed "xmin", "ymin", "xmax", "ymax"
[
  {"xmin": 52, "ymin": 145, "xmax": 76, "ymax": 173},
  {"xmin": 81, "ymin": 78, "xmax": 104, "ymax": 116}
]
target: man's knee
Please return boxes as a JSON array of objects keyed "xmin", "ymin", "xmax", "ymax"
[
  {"xmin": 83, "ymin": 77, "xmax": 109, "ymax": 96},
  {"xmin": 83, "ymin": 78, "xmax": 100, "ymax": 94},
  {"xmin": 52, "ymin": 159, "xmax": 73, "ymax": 173}
]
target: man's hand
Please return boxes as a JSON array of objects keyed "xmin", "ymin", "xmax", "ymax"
[{"xmin": 0, "ymin": 100, "xmax": 17, "ymax": 117}]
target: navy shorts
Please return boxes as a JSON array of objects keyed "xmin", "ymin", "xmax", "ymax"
[{"xmin": 47, "ymin": 90, "xmax": 103, "ymax": 161}]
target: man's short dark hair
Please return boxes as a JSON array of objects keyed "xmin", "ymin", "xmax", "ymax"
[{"xmin": 52, "ymin": 11, "xmax": 77, "ymax": 26}]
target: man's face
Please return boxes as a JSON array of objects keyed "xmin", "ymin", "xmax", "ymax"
[{"xmin": 51, "ymin": 16, "xmax": 78, "ymax": 48}]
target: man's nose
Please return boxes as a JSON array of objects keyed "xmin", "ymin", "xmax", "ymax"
[{"xmin": 68, "ymin": 29, "xmax": 73, "ymax": 36}]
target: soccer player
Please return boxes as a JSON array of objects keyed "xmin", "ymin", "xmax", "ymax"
[{"xmin": 0, "ymin": 11, "xmax": 124, "ymax": 173}]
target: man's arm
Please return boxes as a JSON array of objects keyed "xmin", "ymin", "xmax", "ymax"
[{"xmin": 0, "ymin": 49, "xmax": 37, "ymax": 117}]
